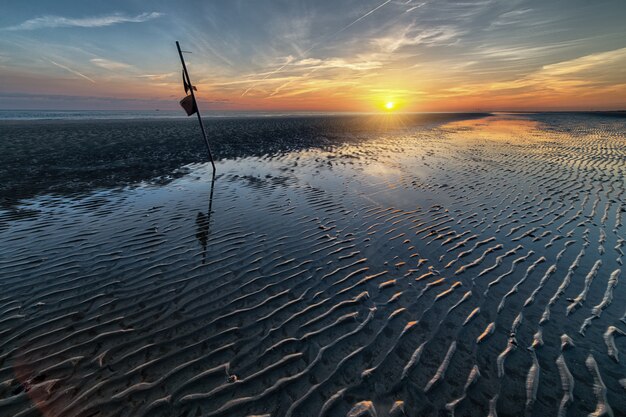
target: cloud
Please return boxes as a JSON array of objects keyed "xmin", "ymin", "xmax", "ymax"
[
  {"xmin": 138, "ymin": 73, "xmax": 176, "ymax": 81},
  {"xmin": 295, "ymin": 57, "xmax": 383, "ymax": 71},
  {"xmin": 0, "ymin": 92, "xmax": 231, "ymax": 109},
  {"xmin": 373, "ymin": 24, "xmax": 461, "ymax": 53},
  {"xmin": 4, "ymin": 12, "xmax": 163, "ymax": 31},
  {"xmin": 229, "ymin": 53, "xmax": 384, "ymax": 100},
  {"xmin": 487, "ymin": 47, "xmax": 626, "ymax": 95},
  {"xmin": 241, "ymin": 0, "xmax": 394, "ymax": 97},
  {"xmin": 404, "ymin": 2, "xmax": 428, "ymax": 14},
  {"xmin": 540, "ymin": 47, "xmax": 626, "ymax": 76},
  {"xmin": 241, "ymin": 55, "xmax": 296, "ymax": 96},
  {"xmin": 488, "ymin": 8, "xmax": 533, "ymax": 27},
  {"xmin": 486, "ymin": 8, "xmax": 558, "ymax": 31},
  {"xmin": 472, "ymin": 39, "xmax": 591, "ymax": 67},
  {"xmin": 90, "ymin": 58, "xmax": 133, "ymax": 71}
]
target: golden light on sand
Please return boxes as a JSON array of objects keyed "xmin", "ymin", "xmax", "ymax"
[{"xmin": 385, "ymin": 101, "xmax": 395, "ymax": 110}]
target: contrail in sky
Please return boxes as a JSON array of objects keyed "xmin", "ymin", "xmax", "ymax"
[
  {"xmin": 242, "ymin": 0, "xmax": 392, "ymax": 96},
  {"xmin": 325, "ymin": 0, "xmax": 392, "ymax": 40},
  {"xmin": 241, "ymin": 56, "xmax": 295, "ymax": 96},
  {"xmin": 49, "ymin": 60, "xmax": 96, "ymax": 83}
]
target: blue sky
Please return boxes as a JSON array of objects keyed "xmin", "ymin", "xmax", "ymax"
[{"xmin": 1, "ymin": 0, "xmax": 625, "ymax": 111}]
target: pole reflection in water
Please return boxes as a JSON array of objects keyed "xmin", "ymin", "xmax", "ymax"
[{"xmin": 195, "ymin": 175, "xmax": 216, "ymax": 264}]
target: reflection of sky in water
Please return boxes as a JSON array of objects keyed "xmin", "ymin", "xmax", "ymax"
[
  {"xmin": 8, "ymin": 112, "xmax": 604, "ymax": 219},
  {"xmin": 441, "ymin": 114, "xmax": 542, "ymax": 141},
  {"xmin": 6, "ymin": 112, "xmax": 625, "ymax": 230}
]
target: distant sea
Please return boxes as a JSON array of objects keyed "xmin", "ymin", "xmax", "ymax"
[{"xmin": 0, "ymin": 109, "xmax": 355, "ymax": 121}]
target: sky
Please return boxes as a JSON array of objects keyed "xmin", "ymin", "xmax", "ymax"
[{"xmin": 0, "ymin": 0, "xmax": 625, "ymax": 112}]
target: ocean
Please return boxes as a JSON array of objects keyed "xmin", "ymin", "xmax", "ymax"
[{"xmin": 0, "ymin": 109, "xmax": 361, "ymax": 121}]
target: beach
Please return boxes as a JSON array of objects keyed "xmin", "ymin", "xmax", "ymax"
[{"xmin": 0, "ymin": 112, "xmax": 625, "ymax": 416}]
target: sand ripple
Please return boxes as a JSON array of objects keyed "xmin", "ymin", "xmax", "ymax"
[{"xmin": 0, "ymin": 113, "xmax": 624, "ymax": 416}]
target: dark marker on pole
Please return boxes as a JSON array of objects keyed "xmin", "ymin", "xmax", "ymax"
[{"xmin": 176, "ymin": 40, "xmax": 216, "ymax": 176}]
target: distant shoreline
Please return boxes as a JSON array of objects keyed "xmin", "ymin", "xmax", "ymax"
[
  {"xmin": 0, "ymin": 109, "xmax": 624, "ymax": 122},
  {"xmin": 0, "ymin": 110, "xmax": 491, "ymax": 122}
]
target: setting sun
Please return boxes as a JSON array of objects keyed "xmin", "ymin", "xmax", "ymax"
[{"xmin": 385, "ymin": 101, "xmax": 395, "ymax": 110}]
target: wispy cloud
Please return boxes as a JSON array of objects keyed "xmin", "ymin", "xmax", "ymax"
[
  {"xmin": 4, "ymin": 12, "xmax": 163, "ymax": 31},
  {"xmin": 488, "ymin": 47, "xmax": 626, "ymax": 95},
  {"xmin": 241, "ymin": 0, "xmax": 394, "ymax": 97},
  {"xmin": 138, "ymin": 73, "xmax": 176, "ymax": 81},
  {"xmin": 540, "ymin": 47, "xmax": 626, "ymax": 76},
  {"xmin": 486, "ymin": 8, "xmax": 558, "ymax": 31},
  {"xmin": 474, "ymin": 39, "xmax": 589, "ymax": 64},
  {"xmin": 373, "ymin": 24, "xmax": 462, "ymax": 53},
  {"xmin": 488, "ymin": 8, "xmax": 533, "ymax": 27},
  {"xmin": 241, "ymin": 56, "xmax": 296, "ymax": 96},
  {"xmin": 90, "ymin": 58, "xmax": 133, "ymax": 71},
  {"xmin": 404, "ymin": 2, "xmax": 428, "ymax": 14},
  {"xmin": 295, "ymin": 57, "xmax": 383, "ymax": 71},
  {"xmin": 0, "ymin": 92, "xmax": 230, "ymax": 110},
  {"xmin": 49, "ymin": 60, "xmax": 96, "ymax": 83}
]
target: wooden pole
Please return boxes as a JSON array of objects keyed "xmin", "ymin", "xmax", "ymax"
[{"xmin": 176, "ymin": 41, "xmax": 216, "ymax": 176}]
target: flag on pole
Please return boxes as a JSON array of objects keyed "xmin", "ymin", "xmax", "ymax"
[
  {"xmin": 180, "ymin": 69, "xmax": 198, "ymax": 116},
  {"xmin": 180, "ymin": 95, "xmax": 197, "ymax": 116}
]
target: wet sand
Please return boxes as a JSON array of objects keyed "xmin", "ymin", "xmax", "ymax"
[{"xmin": 0, "ymin": 113, "xmax": 625, "ymax": 416}]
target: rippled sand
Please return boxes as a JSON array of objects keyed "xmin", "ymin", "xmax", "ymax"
[{"xmin": 1, "ymin": 113, "xmax": 625, "ymax": 417}]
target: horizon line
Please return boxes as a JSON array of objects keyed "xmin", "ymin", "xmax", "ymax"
[{"xmin": 1, "ymin": 108, "xmax": 625, "ymax": 114}]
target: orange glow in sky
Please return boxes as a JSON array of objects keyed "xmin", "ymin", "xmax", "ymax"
[{"xmin": 0, "ymin": 1, "xmax": 625, "ymax": 111}]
